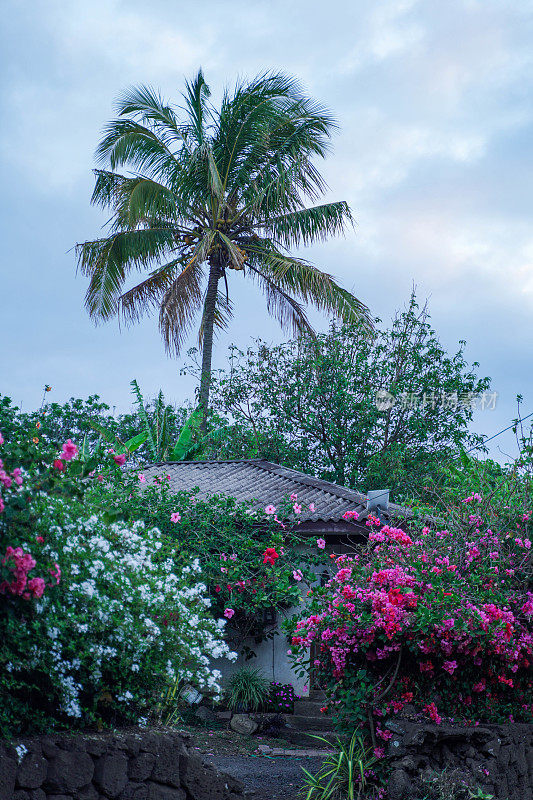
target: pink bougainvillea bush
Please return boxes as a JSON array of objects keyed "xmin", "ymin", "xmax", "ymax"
[{"xmin": 289, "ymin": 506, "xmax": 533, "ymax": 735}]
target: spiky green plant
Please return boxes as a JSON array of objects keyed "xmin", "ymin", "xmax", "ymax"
[
  {"xmin": 300, "ymin": 733, "xmax": 378, "ymax": 800},
  {"xmin": 76, "ymin": 70, "xmax": 371, "ymax": 420},
  {"xmin": 225, "ymin": 667, "xmax": 270, "ymax": 712}
]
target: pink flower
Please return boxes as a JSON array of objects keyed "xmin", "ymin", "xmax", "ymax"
[
  {"xmin": 224, "ymin": 608, "xmax": 235, "ymax": 619},
  {"xmin": 60, "ymin": 439, "xmax": 78, "ymax": 461},
  {"xmin": 290, "ymin": 493, "xmax": 298, "ymax": 502},
  {"xmin": 443, "ymin": 660, "xmax": 458, "ymax": 674},
  {"xmin": 293, "ymin": 570, "xmax": 303, "ymax": 581},
  {"xmin": 138, "ymin": 473, "xmax": 146, "ymax": 483},
  {"xmin": 263, "ymin": 548, "xmax": 280, "ymax": 565},
  {"xmin": 27, "ymin": 577, "xmax": 45, "ymax": 599},
  {"xmin": 0, "ymin": 431, "xmax": 4, "ymax": 445},
  {"xmin": 113, "ymin": 453, "xmax": 126, "ymax": 466},
  {"xmin": 49, "ymin": 563, "xmax": 61, "ymax": 586},
  {"xmin": 293, "ymin": 503, "xmax": 302, "ymax": 514},
  {"xmin": 53, "ymin": 459, "xmax": 64, "ymax": 472},
  {"xmin": 265, "ymin": 505, "xmax": 276, "ymax": 515},
  {"xmin": 12, "ymin": 468, "xmax": 23, "ymax": 486},
  {"xmin": 0, "ymin": 470, "xmax": 12, "ymax": 488},
  {"xmin": 36, "ymin": 536, "xmax": 44, "ymax": 543},
  {"xmin": 317, "ymin": 538, "xmax": 326, "ymax": 550},
  {"xmin": 309, "ymin": 503, "xmax": 316, "ymax": 513},
  {"xmin": 342, "ymin": 510, "xmax": 360, "ymax": 521},
  {"xmin": 0, "ymin": 496, "xmax": 4, "ymax": 514},
  {"xmin": 170, "ymin": 512, "xmax": 181, "ymax": 523}
]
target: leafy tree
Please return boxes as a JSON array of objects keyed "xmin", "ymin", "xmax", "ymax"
[
  {"xmin": 202, "ymin": 295, "xmax": 491, "ymax": 500},
  {"xmin": 76, "ymin": 70, "xmax": 370, "ymax": 420}
]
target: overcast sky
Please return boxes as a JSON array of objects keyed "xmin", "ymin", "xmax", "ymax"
[{"xmin": 1, "ymin": 0, "xmax": 532, "ymax": 461}]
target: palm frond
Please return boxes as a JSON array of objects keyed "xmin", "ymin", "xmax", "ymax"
[
  {"xmin": 76, "ymin": 228, "xmax": 177, "ymax": 319},
  {"xmin": 118, "ymin": 259, "xmax": 182, "ymax": 324},
  {"xmin": 260, "ymin": 201, "xmax": 353, "ymax": 247},
  {"xmin": 198, "ymin": 289, "xmax": 234, "ymax": 347},
  {"xmin": 182, "ymin": 69, "xmax": 211, "ymax": 145},
  {"xmin": 95, "ymin": 118, "xmax": 180, "ymax": 181},
  {"xmin": 247, "ymin": 240, "xmax": 372, "ymax": 330},
  {"xmin": 247, "ymin": 264, "xmax": 314, "ymax": 338},
  {"xmin": 158, "ymin": 237, "xmax": 213, "ymax": 354}
]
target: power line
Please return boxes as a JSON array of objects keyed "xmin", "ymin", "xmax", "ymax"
[{"xmin": 465, "ymin": 410, "xmax": 533, "ymax": 455}]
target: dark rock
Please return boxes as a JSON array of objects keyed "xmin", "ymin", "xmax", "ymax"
[
  {"xmin": 14, "ymin": 791, "xmax": 30, "ymax": 800},
  {"xmin": 93, "ymin": 752, "xmax": 129, "ymax": 798},
  {"xmin": 29, "ymin": 790, "xmax": 46, "ymax": 800},
  {"xmin": 138, "ymin": 734, "xmax": 161, "ymax": 754},
  {"xmin": 387, "ymin": 769, "xmax": 413, "ymax": 800},
  {"xmin": 151, "ymin": 738, "xmax": 181, "ymax": 787},
  {"xmin": 0, "ymin": 748, "xmax": 17, "ymax": 800},
  {"xmin": 17, "ymin": 747, "xmax": 48, "ymax": 789},
  {"xmin": 123, "ymin": 736, "xmax": 142, "ymax": 757},
  {"xmin": 57, "ymin": 738, "xmax": 87, "ymax": 753},
  {"xmin": 146, "ymin": 786, "xmax": 185, "ymax": 800},
  {"xmin": 230, "ymin": 714, "xmax": 259, "ymax": 736},
  {"xmin": 128, "ymin": 752, "xmax": 155, "ymax": 782},
  {"xmin": 182, "ymin": 754, "xmax": 243, "ymax": 800},
  {"xmin": 74, "ymin": 785, "xmax": 99, "ymax": 800},
  {"xmin": 85, "ymin": 739, "xmax": 108, "ymax": 758},
  {"xmin": 118, "ymin": 784, "xmax": 148, "ymax": 800},
  {"xmin": 46, "ymin": 750, "xmax": 94, "ymax": 792},
  {"xmin": 41, "ymin": 738, "xmax": 60, "ymax": 759},
  {"xmin": 385, "ymin": 720, "xmax": 406, "ymax": 735},
  {"xmin": 47, "ymin": 796, "xmax": 74, "ymax": 800},
  {"xmin": 195, "ymin": 706, "xmax": 218, "ymax": 725}
]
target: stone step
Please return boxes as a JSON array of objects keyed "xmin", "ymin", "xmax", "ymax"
[
  {"xmin": 308, "ymin": 689, "xmax": 327, "ymax": 701},
  {"xmin": 293, "ymin": 700, "xmax": 327, "ymax": 716},
  {"xmin": 279, "ymin": 728, "xmax": 339, "ymax": 747},
  {"xmin": 283, "ymin": 714, "xmax": 334, "ymax": 732}
]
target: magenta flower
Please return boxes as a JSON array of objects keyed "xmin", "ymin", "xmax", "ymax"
[
  {"xmin": 265, "ymin": 504, "xmax": 276, "ymax": 515},
  {"xmin": 317, "ymin": 538, "xmax": 326, "ymax": 550},
  {"xmin": 290, "ymin": 493, "xmax": 298, "ymax": 502},
  {"xmin": 113, "ymin": 453, "xmax": 126, "ymax": 466},
  {"xmin": 293, "ymin": 503, "xmax": 302, "ymax": 514},
  {"xmin": 170, "ymin": 512, "xmax": 181, "ymax": 523},
  {"xmin": 224, "ymin": 608, "xmax": 235, "ymax": 619},
  {"xmin": 293, "ymin": 569, "xmax": 303, "ymax": 581},
  {"xmin": 443, "ymin": 660, "xmax": 458, "ymax": 674},
  {"xmin": 138, "ymin": 473, "xmax": 146, "ymax": 483},
  {"xmin": 60, "ymin": 439, "xmax": 78, "ymax": 461}
]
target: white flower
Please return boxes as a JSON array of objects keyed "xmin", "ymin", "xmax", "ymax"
[{"xmin": 15, "ymin": 744, "xmax": 28, "ymax": 763}]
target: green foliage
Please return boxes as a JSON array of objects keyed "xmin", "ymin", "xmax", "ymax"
[
  {"xmin": 225, "ymin": 667, "xmax": 270, "ymax": 712},
  {"xmin": 300, "ymin": 733, "xmax": 380, "ymax": 799},
  {"xmin": 417, "ymin": 769, "xmax": 495, "ymax": 800},
  {"xmin": 200, "ymin": 293, "xmax": 490, "ymax": 499}
]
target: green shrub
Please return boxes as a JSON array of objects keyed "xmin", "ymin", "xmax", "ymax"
[
  {"xmin": 0, "ymin": 433, "xmax": 236, "ymax": 735},
  {"xmin": 225, "ymin": 667, "xmax": 270, "ymax": 712}
]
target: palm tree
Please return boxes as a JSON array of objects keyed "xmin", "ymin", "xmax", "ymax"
[{"xmin": 76, "ymin": 70, "xmax": 370, "ymax": 420}]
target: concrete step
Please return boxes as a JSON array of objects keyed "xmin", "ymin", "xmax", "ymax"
[
  {"xmin": 308, "ymin": 689, "xmax": 327, "ymax": 701},
  {"xmin": 283, "ymin": 714, "xmax": 334, "ymax": 731},
  {"xmin": 293, "ymin": 700, "xmax": 326, "ymax": 716}
]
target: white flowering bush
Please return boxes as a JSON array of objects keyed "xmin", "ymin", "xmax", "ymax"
[{"xmin": 1, "ymin": 488, "xmax": 235, "ymax": 734}]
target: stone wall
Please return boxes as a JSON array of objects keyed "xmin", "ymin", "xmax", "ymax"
[
  {"xmin": 0, "ymin": 730, "xmax": 244, "ymax": 800},
  {"xmin": 385, "ymin": 720, "xmax": 533, "ymax": 800}
]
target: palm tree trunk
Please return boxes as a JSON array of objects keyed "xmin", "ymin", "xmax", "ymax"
[{"xmin": 198, "ymin": 258, "xmax": 221, "ymax": 429}]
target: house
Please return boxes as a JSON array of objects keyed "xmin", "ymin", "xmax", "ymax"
[{"xmin": 141, "ymin": 459, "xmax": 412, "ymax": 696}]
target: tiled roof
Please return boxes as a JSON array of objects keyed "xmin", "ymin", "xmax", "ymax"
[{"xmin": 140, "ymin": 460, "xmax": 411, "ymax": 524}]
